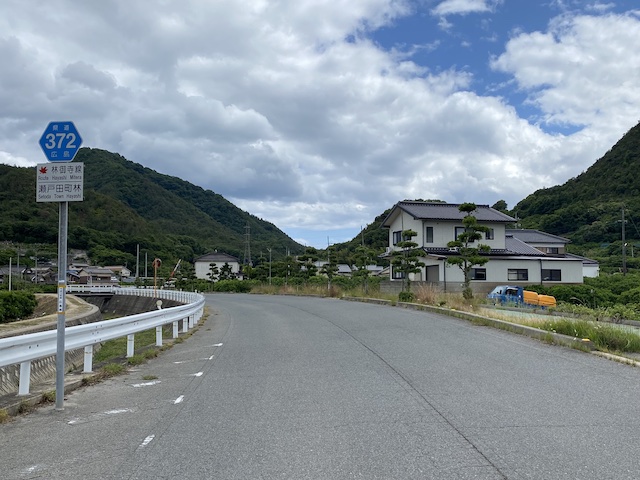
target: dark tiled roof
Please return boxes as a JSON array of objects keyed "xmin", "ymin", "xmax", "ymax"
[
  {"xmin": 194, "ymin": 252, "xmax": 240, "ymax": 263},
  {"xmin": 504, "ymin": 236, "xmax": 546, "ymax": 255},
  {"xmin": 565, "ymin": 253, "xmax": 600, "ymax": 265},
  {"xmin": 506, "ymin": 229, "xmax": 570, "ymax": 244},
  {"xmin": 382, "ymin": 201, "xmax": 515, "ymax": 226}
]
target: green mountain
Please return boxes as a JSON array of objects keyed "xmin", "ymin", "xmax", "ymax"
[
  {"xmin": 0, "ymin": 148, "xmax": 303, "ymax": 269},
  {"xmin": 332, "ymin": 124, "xmax": 640, "ymax": 271},
  {"xmin": 3, "ymin": 122, "xmax": 639, "ymax": 273},
  {"xmin": 514, "ymin": 122, "xmax": 640, "ymax": 246}
]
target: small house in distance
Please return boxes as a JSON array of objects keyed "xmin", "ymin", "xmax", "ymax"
[{"xmin": 194, "ymin": 252, "xmax": 241, "ymax": 281}]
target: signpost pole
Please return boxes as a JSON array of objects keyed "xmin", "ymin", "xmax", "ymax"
[
  {"xmin": 38, "ymin": 120, "xmax": 83, "ymax": 411},
  {"xmin": 56, "ymin": 201, "xmax": 68, "ymax": 410}
]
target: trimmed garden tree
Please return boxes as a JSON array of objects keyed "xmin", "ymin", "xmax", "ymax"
[
  {"xmin": 390, "ymin": 229, "xmax": 425, "ymax": 302},
  {"xmin": 446, "ymin": 203, "xmax": 490, "ymax": 300}
]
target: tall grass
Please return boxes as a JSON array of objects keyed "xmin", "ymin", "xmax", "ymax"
[{"xmin": 537, "ymin": 318, "xmax": 640, "ymax": 354}]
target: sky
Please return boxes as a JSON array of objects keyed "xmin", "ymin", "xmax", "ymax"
[{"xmin": 1, "ymin": 1, "xmax": 639, "ymax": 249}]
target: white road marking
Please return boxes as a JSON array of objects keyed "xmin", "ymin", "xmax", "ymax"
[
  {"xmin": 67, "ymin": 408, "xmax": 132, "ymax": 425},
  {"xmin": 131, "ymin": 380, "xmax": 161, "ymax": 388},
  {"xmin": 191, "ymin": 371, "xmax": 204, "ymax": 377},
  {"xmin": 208, "ymin": 355, "xmax": 214, "ymax": 360},
  {"xmin": 139, "ymin": 435, "xmax": 155, "ymax": 448},
  {"xmin": 174, "ymin": 395, "xmax": 185, "ymax": 404},
  {"xmin": 213, "ymin": 343, "xmax": 223, "ymax": 347}
]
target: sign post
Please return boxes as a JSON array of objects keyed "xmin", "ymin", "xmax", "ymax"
[{"xmin": 38, "ymin": 121, "xmax": 83, "ymax": 410}]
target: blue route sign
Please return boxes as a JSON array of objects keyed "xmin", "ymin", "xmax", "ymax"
[{"xmin": 39, "ymin": 121, "xmax": 83, "ymax": 162}]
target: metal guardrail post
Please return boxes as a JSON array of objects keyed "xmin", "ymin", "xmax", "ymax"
[
  {"xmin": 182, "ymin": 318, "xmax": 188, "ymax": 333},
  {"xmin": 19, "ymin": 362, "xmax": 31, "ymax": 396},
  {"xmin": 127, "ymin": 334, "xmax": 135, "ymax": 357},
  {"xmin": 156, "ymin": 326, "xmax": 163, "ymax": 347},
  {"xmin": 173, "ymin": 321, "xmax": 179, "ymax": 339},
  {"xmin": 84, "ymin": 345, "xmax": 93, "ymax": 373}
]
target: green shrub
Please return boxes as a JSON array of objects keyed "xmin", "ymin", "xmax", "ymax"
[
  {"xmin": 213, "ymin": 279, "xmax": 254, "ymax": 292},
  {"xmin": 398, "ymin": 291, "xmax": 415, "ymax": 302},
  {"xmin": 0, "ymin": 291, "xmax": 37, "ymax": 323}
]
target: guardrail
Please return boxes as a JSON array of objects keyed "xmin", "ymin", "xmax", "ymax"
[{"xmin": 0, "ymin": 287, "xmax": 205, "ymax": 396}]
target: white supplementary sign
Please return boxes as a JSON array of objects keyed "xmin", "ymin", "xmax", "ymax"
[{"xmin": 36, "ymin": 162, "xmax": 84, "ymax": 202}]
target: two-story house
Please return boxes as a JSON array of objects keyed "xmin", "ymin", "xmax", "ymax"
[{"xmin": 381, "ymin": 201, "xmax": 589, "ymax": 293}]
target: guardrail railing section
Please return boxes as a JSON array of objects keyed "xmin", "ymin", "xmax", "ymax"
[{"xmin": 0, "ymin": 287, "xmax": 205, "ymax": 396}]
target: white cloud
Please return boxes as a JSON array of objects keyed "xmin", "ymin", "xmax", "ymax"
[
  {"xmin": 0, "ymin": 1, "xmax": 639, "ymax": 248},
  {"xmin": 432, "ymin": 0, "xmax": 500, "ymax": 17},
  {"xmin": 491, "ymin": 12, "xmax": 640, "ymax": 153}
]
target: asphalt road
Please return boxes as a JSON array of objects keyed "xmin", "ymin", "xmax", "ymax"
[{"xmin": 3, "ymin": 293, "xmax": 640, "ymax": 479}]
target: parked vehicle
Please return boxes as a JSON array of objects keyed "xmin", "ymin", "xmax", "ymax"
[{"xmin": 487, "ymin": 285, "xmax": 556, "ymax": 308}]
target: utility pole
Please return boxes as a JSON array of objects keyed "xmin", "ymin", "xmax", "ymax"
[
  {"xmin": 622, "ymin": 206, "xmax": 627, "ymax": 275},
  {"xmin": 267, "ymin": 247, "xmax": 272, "ymax": 285},
  {"xmin": 243, "ymin": 223, "xmax": 252, "ymax": 266}
]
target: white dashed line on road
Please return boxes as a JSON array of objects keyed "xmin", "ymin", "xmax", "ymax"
[
  {"xmin": 139, "ymin": 435, "xmax": 155, "ymax": 449},
  {"xmin": 131, "ymin": 380, "xmax": 161, "ymax": 388},
  {"xmin": 174, "ymin": 395, "xmax": 185, "ymax": 404},
  {"xmin": 67, "ymin": 408, "xmax": 133, "ymax": 425}
]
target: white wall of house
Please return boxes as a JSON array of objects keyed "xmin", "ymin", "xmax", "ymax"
[
  {"xmin": 583, "ymin": 264, "xmax": 600, "ymax": 278},
  {"xmin": 194, "ymin": 261, "xmax": 240, "ymax": 280},
  {"xmin": 410, "ymin": 256, "xmax": 584, "ymax": 285},
  {"xmin": 387, "ymin": 211, "xmax": 508, "ymax": 251}
]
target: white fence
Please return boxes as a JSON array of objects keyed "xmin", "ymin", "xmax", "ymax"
[{"xmin": 0, "ymin": 287, "xmax": 205, "ymax": 396}]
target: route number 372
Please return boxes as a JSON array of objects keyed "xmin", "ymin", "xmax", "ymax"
[{"xmin": 43, "ymin": 132, "xmax": 78, "ymax": 149}]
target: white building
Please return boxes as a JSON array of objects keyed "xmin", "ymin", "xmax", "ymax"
[{"xmin": 194, "ymin": 252, "xmax": 241, "ymax": 280}]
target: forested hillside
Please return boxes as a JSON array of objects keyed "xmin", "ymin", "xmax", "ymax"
[
  {"xmin": 509, "ymin": 122, "xmax": 640, "ymax": 271},
  {"xmin": 0, "ymin": 148, "xmax": 302, "ymax": 269},
  {"xmin": 515, "ymin": 122, "xmax": 640, "ymax": 244},
  {"xmin": 2, "ymin": 122, "xmax": 640, "ymax": 273}
]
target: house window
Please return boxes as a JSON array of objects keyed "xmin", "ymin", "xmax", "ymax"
[
  {"xmin": 425, "ymin": 226, "xmax": 434, "ymax": 244},
  {"xmin": 485, "ymin": 228, "xmax": 494, "ymax": 240},
  {"xmin": 393, "ymin": 231, "xmax": 402, "ymax": 245},
  {"xmin": 471, "ymin": 268, "xmax": 486, "ymax": 280},
  {"xmin": 392, "ymin": 267, "xmax": 405, "ymax": 279},
  {"xmin": 454, "ymin": 226, "xmax": 475, "ymax": 243},
  {"xmin": 546, "ymin": 247, "xmax": 559, "ymax": 254},
  {"xmin": 542, "ymin": 269, "xmax": 561, "ymax": 281},
  {"xmin": 508, "ymin": 269, "xmax": 528, "ymax": 281}
]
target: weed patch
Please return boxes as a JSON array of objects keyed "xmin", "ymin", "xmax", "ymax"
[
  {"xmin": 41, "ymin": 390, "xmax": 56, "ymax": 404},
  {"xmin": 0, "ymin": 409, "xmax": 9, "ymax": 423},
  {"xmin": 534, "ymin": 319, "xmax": 640, "ymax": 354},
  {"xmin": 127, "ymin": 354, "xmax": 147, "ymax": 366},
  {"xmin": 17, "ymin": 401, "xmax": 34, "ymax": 415}
]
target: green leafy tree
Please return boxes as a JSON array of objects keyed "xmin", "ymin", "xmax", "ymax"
[
  {"xmin": 219, "ymin": 262, "xmax": 234, "ymax": 280},
  {"xmin": 297, "ymin": 247, "xmax": 319, "ymax": 282},
  {"xmin": 446, "ymin": 203, "xmax": 491, "ymax": 300},
  {"xmin": 352, "ymin": 245, "xmax": 376, "ymax": 294},
  {"xmin": 320, "ymin": 249, "xmax": 339, "ymax": 291},
  {"xmin": 251, "ymin": 252, "xmax": 270, "ymax": 282},
  {"xmin": 208, "ymin": 263, "xmax": 219, "ymax": 282},
  {"xmin": 390, "ymin": 230, "xmax": 425, "ymax": 300}
]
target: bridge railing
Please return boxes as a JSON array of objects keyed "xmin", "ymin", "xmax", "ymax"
[{"xmin": 0, "ymin": 287, "xmax": 205, "ymax": 396}]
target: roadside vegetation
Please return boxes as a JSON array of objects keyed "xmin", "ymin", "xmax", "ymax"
[{"xmin": 0, "ymin": 291, "xmax": 38, "ymax": 323}]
